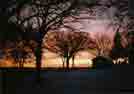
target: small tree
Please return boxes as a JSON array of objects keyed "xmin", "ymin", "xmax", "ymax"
[
  {"xmin": 44, "ymin": 29, "xmax": 91, "ymax": 70},
  {"xmin": 94, "ymin": 32, "xmax": 113, "ymax": 57},
  {"xmin": 9, "ymin": 41, "xmax": 32, "ymax": 68},
  {"xmin": 10, "ymin": 49, "xmax": 25, "ymax": 68},
  {"xmin": 110, "ymin": 31, "xmax": 128, "ymax": 64}
]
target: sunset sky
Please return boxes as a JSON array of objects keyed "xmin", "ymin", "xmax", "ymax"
[{"xmin": 0, "ymin": 0, "xmax": 130, "ymax": 68}]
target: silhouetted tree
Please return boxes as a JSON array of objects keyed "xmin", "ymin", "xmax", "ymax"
[
  {"xmin": 0, "ymin": 0, "xmax": 132, "ymax": 87},
  {"xmin": 6, "ymin": 0, "xmax": 79, "ymax": 80},
  {"xmin": 10, "ymin": 48, "xmax": 26, "ymax": 68},
  {"xmin": 94, "ymin": 32, "xmax": 113, "ymax": 57},
  {"xmin": 114, "ymin": 31, "xmax": 123, "ymax": 48},
  {"xmin": 110, "ymin": 31, "xmax": 128, "ymax": 64},
  {"xmin": 45, "ymin": 29, "xmax": 91, "ymax": 70},
  {"xmin": 127, "ymin": 31, "xmax": 134, "ymax": 64}
]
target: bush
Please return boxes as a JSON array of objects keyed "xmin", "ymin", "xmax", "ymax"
[{"xmin": 92, "ymin": 56, "xmax": 113, "ymax": 69}]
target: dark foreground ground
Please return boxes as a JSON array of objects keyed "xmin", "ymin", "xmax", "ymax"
[{"xmin": 1, "ymin": 65, "xmax": 134, "ymax": 94}]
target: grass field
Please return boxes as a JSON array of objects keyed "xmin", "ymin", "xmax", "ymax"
[
  {"xmin": 1, "ymin": 65, "xmax": 134, "ymax": 94},
  {"xmin": 1, "ymin": 69, "xmax": 114, "ymax": 94}
]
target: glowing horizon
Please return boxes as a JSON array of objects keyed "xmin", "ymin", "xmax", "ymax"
[{"xmin": 0, "ymin": 50, "xmax": 95, "ymax": 68}]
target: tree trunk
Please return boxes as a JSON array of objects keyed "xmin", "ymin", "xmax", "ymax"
[
  {"xmin": 35, "ymin": 40, "xmax": 42, "ymax": 83},
  {"xmin": 34, "ymin": 26, "xmax": 49, "ymax": 83},
  {"xmin": 62, "ymin": 57, "xmax": 65, "ymax": 69},
  {"xmin": 66, "ymin": 56, "xmax": 70, "ymax": 70},
  {"xmin": 72, "ymin": 55, "xmax": 75, "ymax": 68},
  {"xmin": 63, "ymin": 59, "xmax": 65, "ymax": 69},
  {"xmin": 97, "ymin": 49, "xmax": 101, "ymax": 56},
  {"xmin": 19, "ymin": 60, "xmax": 23, "ymax": 69}
]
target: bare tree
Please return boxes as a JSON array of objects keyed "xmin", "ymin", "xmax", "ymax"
[
  {"xmin": 44, "ymin": 28, "xmax": 91, "ymax": 70},
  {"xmin": 9, "ymin": 40, "xmax": 33, "ymax": 68},
  {"xmin": 7, "ymin": 0, "xmax": 115, "ymax": 71},
  {"xmin": 94, "ymin": 32, "xmax": 113, "ymax": 57},
  {"xmin": 11, "ymin": 0, "xmax": 78, "ymax": 72}
]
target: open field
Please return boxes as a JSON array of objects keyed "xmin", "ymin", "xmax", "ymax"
[
  {"xmin": 1, "ymin": 65, "xmax": 134, "ymax": 94},
  {"xmin": 1, "ymin": 69, "xmax": 114, "ymax": 94}
]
